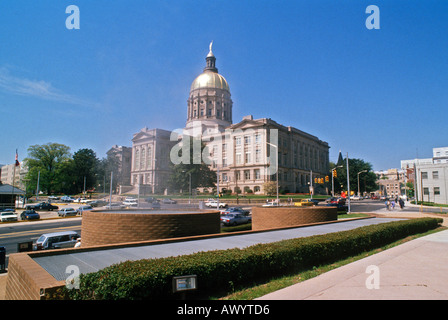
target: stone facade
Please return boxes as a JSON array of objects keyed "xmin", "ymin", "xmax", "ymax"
[{"xmin": 126, "ymin": 43, "xmax": 329, "ymax": 195}]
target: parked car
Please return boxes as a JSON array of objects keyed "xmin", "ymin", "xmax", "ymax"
[
  {"xmin": 26, "ymin": 202, "xmax": 58, "ymax": 211},
  {"xmin": 21, "ymin": 210, "xmax": 40, "ymax": 220},
  {"xmin": 307, "ymin": 199, "xmax": 320, "ymax": 206},
  {"xmin": 105, "ymin": 202, "xmax": 125, "ymax": 209},
  {"xmin": 58, "ymin": 207, "xmax": 78, "ymax": 217},
  {"xmin": 221, "ymin": 213, "xmax": 251, "ymax": 226},
  {"xmin": 77, "ymin": 205, "xmax": 93, "ymax": 215},
  {"xmin": 161, "ymin": 198, "xmax": 177, "ymax": 204},
  {"xmin": 205, "ymin": 199, "xmax": 228, "ymax": 208},
  {"xmin": 89, "ymin": 200, "xmax": 107, "ymax": 207},
  {"xmin": 325, "ymin": 197, "xmax": 338, "ymax": 203},
  {"xmin": 0, "ymin": 210, "xmax": 18, "ymax": 222},
  {"xmin": 326, "ymin": 203, "xmax": 348, "ymax": 213},
  {"xmin": 294, "ymin": 199, "xmax": 314, "ymax": 207},
  {"xmin": 262, "ymin": 201, "xmax": 280, "ymax": 207},
  {"xmin": 145, "ymin": 197, "xmax": 158, "ymax": 203},
  {"xmin": 35, "ymin": 231, "xmax": 80, "ymax": 250},
  {"xmin": 60, "ymin": 196, "xmax": 74, "ymax": 203},
  {"xmin": 220, "ymin": 206, "xmax": 249, "ymax": 215},
  {"xmin": 123, "ymin": 198, "xmax": 138, "ymax": 207},
  {"xmin": 150, "ymin": 200, "xmax": 161, "ymax": 209}
]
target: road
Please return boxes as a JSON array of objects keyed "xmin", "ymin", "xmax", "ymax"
[
  {"xmin": 0, "ymin": 218, "xmax": 82, "ymax": 266},
  {"xmin": 1, "ymin": 199, "xmax": 446, "ymax": 269}
]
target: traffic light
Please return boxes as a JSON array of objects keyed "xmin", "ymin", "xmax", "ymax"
[
  {"xmin": 333, "ymin": 169, "xmax": 337, "ymax": 178},
  {"xmin": 325, "ymin": 175, "xmax": 329, "ymax": 182}
]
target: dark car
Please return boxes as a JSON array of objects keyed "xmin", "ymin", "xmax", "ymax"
[
  {"xmin": 145, "ymin": 197, "xmax": 158, "ymax": 203},
  {"xmin": 161, "ymin": 198, "xmax": 177, "ymax": 204},
  {"xmin": 150, "ymin": 201, "xmax": 161, "ymax": 209},
  {"xmin": 221, "ymin": 213, "xmax": 251, "ymax": 226},
  {"xmin": 220, "ymin": 206, "xmax": 249, "ymax": 215},
  {"xmin": 326, "ymin": 203, "xmax": 348, "ymax": 213},
  {"xmin": 89, "ymin": 200, "xmax": 107, "ymax": 207},
  {"xmin": 21, "ymin": 210, "xmax": 40, "ymax": 220},
  {"xmin": 26, "ymin": 202, "xmax": 58, "ymax": 211},
  {"xmin": 308, "ymin": 199, "xmax": 319, "ymax": 206}
]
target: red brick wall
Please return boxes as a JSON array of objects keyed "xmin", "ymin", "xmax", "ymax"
[
  {"xmin": 5, "ymin": 253, "xmax": 65, "ymax": 300},
  {"xmin": 252, "ymin": 206, "xmax": 338, "ymax": 230},
  {"xmin": 81, "ymin": 209, "xmax": 221, "ymax": 247}
]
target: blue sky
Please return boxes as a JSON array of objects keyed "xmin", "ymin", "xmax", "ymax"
[{"xmin": 0, "ymin": 0, "xmax": 447, "ymax": 170}]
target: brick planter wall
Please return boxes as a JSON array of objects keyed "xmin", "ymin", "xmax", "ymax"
[
  {"xmin": 252, "ymin": 206, "xmax": 338, "ymax": 230},
  {"xmin": 80, "ymin": 209, "xmax": 221, "ymax": 247}
]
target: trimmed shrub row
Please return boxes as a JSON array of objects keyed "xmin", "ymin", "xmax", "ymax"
[{"xmin": 58, "ymin": 217, "xmax": 442, "ymax": 300}]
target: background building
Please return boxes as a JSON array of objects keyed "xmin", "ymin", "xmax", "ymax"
[
  {"xmin": 401, "ymin": 146, "xmax": 448, "ymax": 204},
  {"xmin": 375, "ymin": 169, "xmax": 405, "ymax": 199},
  {"xmin": 0, "ymin": 163, "xmax": 27, "ymax": 191},
  {"xmin": 106, "ymin": 145, "xmax": 132, "ymax": 192},
  {"xmin": 124, "ymin": 43, "xmax": 330, "ymax": 195}
]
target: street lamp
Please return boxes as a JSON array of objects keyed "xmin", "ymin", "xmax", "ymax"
[
  {"xmin": 182, "ymin": 170, "xmax": 192, "ymax": 204},
  {"xmin": 267, "ymin": 142, "xmax": 279, "ymax": 204},
  {"xmin": 357, "ymin": 170, "xmax": 368, "ymax": 197}
]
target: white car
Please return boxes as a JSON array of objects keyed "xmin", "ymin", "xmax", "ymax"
[
  {"xmin": 105, "ymin": 202, "xmax": 125, "ymax": 209},
  {"xmin": 262, "ymin": 202, "xmax": 280, "ymax": 207},
  {"xmin": 58, "ymin": 207, "xmax": 78, "ymax": 217},
  {"xmin": 77, "ymin": 205, "xmax": 93, "ymax": 215},
  {"xmin": 0, "ymin": 210, "xmax": 18, "ymax": 222},
  {"xmin": 123, "ymin": 199, "xmax": 138, "ymax": 207},
  {"xmin": 205, "ymin": 200, "xmax": 227, "ymax": 208}
]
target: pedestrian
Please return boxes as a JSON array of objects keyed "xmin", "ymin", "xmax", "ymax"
[
  {"xmin": 385, "ymin": 199, "xmax": 390, "ymax": 210},
  {"xmin": 74, "ymin": 238, "xmax": 81, "ymax": 248},
  {"xmin": 399, "ymin": 198, "xmax": 404, "ymax": 209},
  {"xmin": 391, "ymin": 200, "xmax": 395, "ymax": 210}
]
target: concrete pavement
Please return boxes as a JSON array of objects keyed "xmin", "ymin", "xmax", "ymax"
[{"xmin": 258, "ymin": 204, "xmax": 448, "ymax": 300}]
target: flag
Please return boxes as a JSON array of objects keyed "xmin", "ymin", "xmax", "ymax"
[{"xmin": 15, "ymin": 149, "xmax": 20, "ymax": 167}]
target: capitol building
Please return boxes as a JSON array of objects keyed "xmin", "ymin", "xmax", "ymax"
[{"xmin": 117, "ymin": 43, "xmax": 330, "ymax": 195}]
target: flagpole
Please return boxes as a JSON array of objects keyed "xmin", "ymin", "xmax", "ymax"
[
  {"xmin": 12, "ymin": 163, "xmax": 16, "ymax": 208},
  {"xmin": 12, "ymin": 149, "xmax": 19, "ymax": 209}
]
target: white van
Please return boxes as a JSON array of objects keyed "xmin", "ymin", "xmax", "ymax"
[{"xmin": 35, "ymin": 231, "xmax": 80, "ymax": 250}]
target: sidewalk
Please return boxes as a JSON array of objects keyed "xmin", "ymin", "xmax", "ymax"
[{"xmin": 258, "ymin": 206, "xmax": 448, "ymax": 300}]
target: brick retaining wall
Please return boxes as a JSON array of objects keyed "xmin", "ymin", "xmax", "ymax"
[
  {"xmin": 252, "ymin": 206, "xmax": 338, "ymax": 230},
  {"xmin": 81, "ymin": 209, "xmax": 221, "ymax": 247}
]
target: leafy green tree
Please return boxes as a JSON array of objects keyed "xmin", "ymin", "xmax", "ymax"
[
  {"xmin": 330, "ymin": 158, "xmax": 377, "ymax": 195},
  {"xmin": 168, "ymin": 138, "xmax": 216, "ymax": 193},
  {"xmin": 72, "ymin": 148, "xmax": 99, "ymax": 193},
  {"xmin": 96, "ymin": 155, "xmax": 120, "ymax": 194},
  {"xmin": 263, "ymin": 181, "xmax": 277, "ymax": 196},
  {"xmin": 24, "ymin": 143, "xmax": 72, "ymax": 195}
]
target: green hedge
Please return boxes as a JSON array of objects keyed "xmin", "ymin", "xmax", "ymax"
[{"xmin": 59, "ymin": 217, "xmax": 442, "ymax": 300}]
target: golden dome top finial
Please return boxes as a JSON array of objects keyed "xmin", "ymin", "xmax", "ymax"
[{"xmin": 207, "ymin": 40, "xmax": 214, "ymax": 57}]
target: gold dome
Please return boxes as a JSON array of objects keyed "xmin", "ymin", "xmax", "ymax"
[{"xmin": 190, "ymin": 71, "xmax": 230, "ymax": 92}]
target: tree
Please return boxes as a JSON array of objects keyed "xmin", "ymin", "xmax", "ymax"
[
  {"xmin": 168, "ymin": 138, "xmax": 216, "ymax": 193},
  {"xmin": 96, "ymin": 156, "xmax": 120, "ymax": 194},
  {"xmin": 330, "ymin": 158, "xmax": 377, "ymax": 195},
  {"xmin": 263, "ymin": 181, "xmax": 277, "ymax": 196},
  {"xmin": 24, "ymin": 143, "xmax": 72, "ymax": 194},
  {"xmin": 72, "ymin": 149, "xmax": 99, "ymax": 194}
]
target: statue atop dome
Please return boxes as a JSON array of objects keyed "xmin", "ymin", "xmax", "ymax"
[{"xmin": 207, "ymin": 41, "xmax": 214, "ymax": 57}]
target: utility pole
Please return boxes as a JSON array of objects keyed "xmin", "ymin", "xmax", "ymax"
[{"xmin": 346, "ymin": 153, "xmax": 351, "ymax": 214}]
